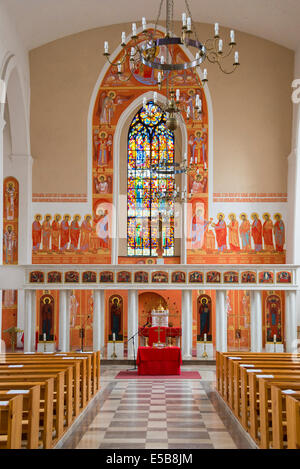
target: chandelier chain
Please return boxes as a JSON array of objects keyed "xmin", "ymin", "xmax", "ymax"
[
  {"xmin": 154, "ymin": 0, "xmax": 165, "ymax": 35},
  {"xmin": 184, "ymin": 0, "xmax": 199, "ymax": 43}
]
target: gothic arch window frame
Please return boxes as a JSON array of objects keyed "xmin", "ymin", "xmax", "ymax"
[{"xmin": 127, "ymin": 101, "xmax": 175, "ymax": 257}]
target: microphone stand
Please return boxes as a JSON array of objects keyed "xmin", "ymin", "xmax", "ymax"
[{"xmin": 127, "ymin": 320, "xmax": 150, "ymax": 372}]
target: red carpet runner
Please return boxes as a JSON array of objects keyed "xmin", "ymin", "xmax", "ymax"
[{"xmin": 115, "ymin": 371, "xmax": 201, "ymax": 379}]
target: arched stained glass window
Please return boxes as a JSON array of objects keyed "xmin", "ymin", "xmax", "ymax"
[{"xmin": 127, "ymin": 101, "xmax": 175, "ymax": 257}]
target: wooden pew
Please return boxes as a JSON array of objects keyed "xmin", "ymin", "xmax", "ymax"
[
  {"xmin": 216, "ymin": 352, "xmax": 300, "ymax": 450},
  {"xmin": 286, "ymin": 394, "xmax": 300, "ymax": 449},
  {"xmin": 0, "ymin": 370, "xmax": 65, "ymax": 442},
  {"xmin": 0, "ymin": 395, "xmax": 23, "ymax": 449},
  {"xmin": 0, "ymin": 379, "xmax": 54, "ymax": 449},
  {"xmin": 0, "ymin": 351, "xmax": 101, "ymax": 449},
  {"xmin": 0, "ymin": 385, "xmax": 40, "ymax": 449}
]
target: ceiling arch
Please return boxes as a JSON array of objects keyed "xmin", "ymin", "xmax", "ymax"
[{"xmin": 2, "ymin": 0, "xmax": 300, "ymax": 51}]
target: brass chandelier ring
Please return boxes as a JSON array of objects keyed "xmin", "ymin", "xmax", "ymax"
[{"xmin": 140, "ymin": 37, "xmax": 206, "ymax": 71}]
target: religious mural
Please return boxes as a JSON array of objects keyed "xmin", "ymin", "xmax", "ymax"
[
  {"xmin": 69, "ymin": 290, "xmax": 93, "ymax": 351},
  {"xmin": 264, "ymin": 293, "xmax": 283, "ymax": 343},
  {"xmin": 1, "ymin": 290, "xmax": 18, "ymax": 349},
  {"xmin": 32, "ymin": 212, "xmax": 110, "ymax": 264},
  {"xmin": 3, "ymin": 177, "xmax": 19, "ymax": 265},
  {"xmin": 39, "ymin": 294, "xmax": 55, "ymax": 341},
  {"xmin": 108, "ymin": 295, "xmax": 123, "ymax": 342},
  {"xmin": 227, "ymin": 291, "xmax": 251, "ymax": 351},
  {"xmin": 187, "ymin": 210, "xmax": 286, "ymax": 264},
  {"xmin": 197, "ymin": 294, "xmax": 212, "ymax": 342}
]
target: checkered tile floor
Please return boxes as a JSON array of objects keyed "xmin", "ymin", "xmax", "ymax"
[{"xmin": 60, "ymin": 366, "xmax": 253, "ymax": 450}]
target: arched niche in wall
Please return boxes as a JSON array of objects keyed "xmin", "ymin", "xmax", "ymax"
[{"xmin": 89, "ymin": 25, "xmax": 212, "ymax": 265}]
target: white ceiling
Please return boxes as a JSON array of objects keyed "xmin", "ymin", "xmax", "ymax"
[{"xmin": 2, "ymin": 0, "xmax": 300, "ymax": 51}]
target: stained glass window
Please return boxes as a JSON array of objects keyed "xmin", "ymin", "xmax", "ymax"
[{"xmin": 128, "ymin": 102, "xmax": 175, "ymax": 257}]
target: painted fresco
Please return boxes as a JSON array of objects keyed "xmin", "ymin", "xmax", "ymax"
[
  {"xmin": 187, "ymin": 210, "xmax": 286, "ymax": 264},
  {"xmin": 189, "ymin": 271, "xmax": 204, "ymax": 283},
  {"xmin": 108, "ymin": 295, "xmax": 123, "ymax": 341},
  {"xmin": 30, "ymin": 271, "xmax": 45, "ymax": 283},
  {"xmin": 171, "ymin": 271, "xmax": 186, "ymax": 283},
  {"xmin": 3, "ymin": 177, "xmax": 18, "ymax": 265},
  {"xmin": 134, "ymin": 271, "xmax": 149, "ymax": 283},
  {"xmin": 197, "ymin": 294, "xmax": 212, "ymax": 342},
  {"xmin": 69, "ymin": 290, "xmax": 93, "ymax": 351},
  {"xmin": 39, "ymin": 293, "xmax": 55, "ymax": 341},
  {"xmin": 1, "ymin": 290, "xmax": 18, "ymax": 349},
  {"xmin": 263, "ymin": 292, "xmax": 284, "ymax": 344},
  {"xmin": 227, "ymin": 291, "xmax": 251, "ymax": 351}
]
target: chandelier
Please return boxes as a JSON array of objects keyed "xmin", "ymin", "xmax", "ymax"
[{"xmin": 103, "ymin": 0, "xmax": 240, "ymax": 131}]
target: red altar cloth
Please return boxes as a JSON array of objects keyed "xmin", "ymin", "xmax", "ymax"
[
  {"xmin": 139, "ymin": 327, "xmax": 182, "ymax": 346},
  {"xmin": 136, "ymin": 346, "xmax": 182, "ymax": 375}
]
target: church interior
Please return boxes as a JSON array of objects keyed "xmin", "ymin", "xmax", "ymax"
[{"xmin": 0, "ymin": 0, "xmax": 300, "ymax": 452}]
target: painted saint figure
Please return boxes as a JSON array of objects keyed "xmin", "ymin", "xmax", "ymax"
[
  {"xmin": 70, "ymin": 215, "xmax": 81, "ymax": 250},
  {"xmin": 95, "ymin": 175, "xmax": 109, "ymax": 194},
  {"xmin": 263, "ymin": 213, "xmax": 274, "ymax": 251},
  {"xmin": 60, "ymin": 215, "xmax": 71, "ymax": 251},
  {"xmin": 199, "ymin": 297, "xmax": 210, "ymax": 339},
  {"xmin": 94, "ymin": 131, "xmax": 109, "ymax": 166},
  {"xmin": 190, "ymin": 173, "xmax": 207, "ymax": 194},
  {"xmin": 41, "ymin": 297, "xmax": 53, "ymax": 341},
  {"xmin": 266, "ymin": 295, "xmax": 282, "ymax": 342},
  {"xmin": 251, "ymin": 213, "xmax": 263, "ymax": 251},
  {"xmin": 273, "ymin": 213, "xmax": 285, "ymax": 252},
  {"xmin": 96, "ymin": 210, "xmax": 109, "ymax": 249},
  {"xmin": 4, "ymin": 225, "xmax": 17, "ymax": 264},
  {"xmin": 190, "ymin": 207, "xmax": 210, "ymax": 250},
  {"xmin": 32, "ymin": 214, "xmax": 42, "ymax": 251},
  {"xmin": 80, "ymin": 215, "xmax": 93, "ymax": 251},
  {"xmin": 212, "ymin": 213, "xmax": 227, "ymax": 252},
  {"xmin": 227, "ymin": 213, "xmax": 240, "ymax": 251},
  {"xmin": 190, "ymin": 130, "xmax": 207, "ymax": 165},
  {"xmin": 110, "ymin": 297, "xmax": 122, "ymax": 340},
  {"xmin": 5, "ymin": 181, "xmax": 16, "ymax": 221},
  {"xmin": 239, "ymin": 213, "xmax": 251, "ymax": 251},
  {"xmin": 51, "ymin": 214, "xmax": 61, "ymax": 252},
  {"xmin": 42, "ymin": 215, "xmax": 52, "ymax": 252}
]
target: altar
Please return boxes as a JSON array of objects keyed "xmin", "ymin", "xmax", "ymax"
[
  {"xmin": 136, "ymin": 346, "xmax": 182, "ymax": 375},
  {"xmin": 139, "ymin": 303, "xmax": 181, "ymax": 347}
]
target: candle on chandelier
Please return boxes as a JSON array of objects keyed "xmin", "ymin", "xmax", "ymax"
[
  {"xmin": 195, "ymin": 51, "xmax": 200, "ymax": 61},
  {"xmin": 176, "ymin": 89, "xmax": 180, "ymax": 101},
  {"xmin": 218, "ymin": 39, "xmax": 223, "ymax": 52},
  {"xmin": 117, "ymin": 63, "xmax": 122, "ymax": 74},
  {"xmin": 121, "ymin": 32, "xmax": 126, "ymax": 45},
  {"xmin": 104, "ymin": 41, "xmax": 109, "ymax": 54},
  {"xmin": 187, "ymin": 17, "xmax": 192, "ymax": 31},
  {"xmin": 131, "ymin": 47, "xmax": 135, "ymax": 57},
  {"xmin": 203, "ymin": 68, "xmax": 208, "ymax": 81},
  {"xmin": 132, "ymin": 23, "xmax": 137, "ymax": 36},
  {"xmin": 160, "ymin": 55, "xmax": 165, "ymax": 65},
  {"xmin": 157, "ymin": 71, "xmax": 162, "ymax": 84},
  {"xmin": 182, "ymin": 13, "xmax": 187, "ymax": 28},
  {"xmin": 234, "ymin": 51, "xmax": 239, "ymax": 64},
  {"xmin": 214, "ymin": 22, "xmax": 219, "ymax": 37},
  {"xmin": 230, "ymin": 30, "xmax": 235, "ymax": 44},
  {"xmin": 142, "ymin": 17, "xmax": 147, "ymax": 31}
]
